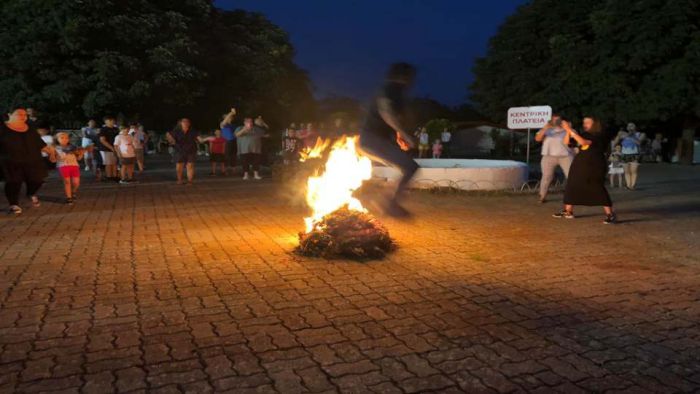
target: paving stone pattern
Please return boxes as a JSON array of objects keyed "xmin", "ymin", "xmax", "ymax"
[{"xmin": 0, "ymin": 159, "xmax": 699, "ymax": 393}]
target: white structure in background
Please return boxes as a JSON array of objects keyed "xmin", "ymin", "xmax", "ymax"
[{"xmin": 372, "ymin": 159, "xmax": 528, "ymax": 191}]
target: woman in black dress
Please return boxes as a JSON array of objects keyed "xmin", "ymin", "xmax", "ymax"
[
  {"xmin": 553, "ymin": 116, "xmax": 616, "ymax": 224},
  {"xmin": 0, "ymin": 108, "xmax": 55, "ymax": 214}
]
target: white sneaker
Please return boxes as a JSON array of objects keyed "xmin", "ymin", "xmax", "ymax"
[
  {"xmin": 253, "ymin": 172, "xmax": 262, "ymax": 180},
  {"xmin": 8, "ymin": 205, "xmax": 22, "ymax": 215},
  {"xmin": 243, "ymin": 172, "xmax": 250, "ymax": 180},
  {"xmin": 30, "ymin": 195, "xmax": 40, "ymax": 207}
]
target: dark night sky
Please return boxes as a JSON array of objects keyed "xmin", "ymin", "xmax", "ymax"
[{"xmin": 214, "ymin": 0, "xmax": 527, "ymax": 106}]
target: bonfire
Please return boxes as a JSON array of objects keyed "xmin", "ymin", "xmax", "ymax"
[{"xmin": 295, "ymin": 136, "xmax": 395, "ymax": 260}]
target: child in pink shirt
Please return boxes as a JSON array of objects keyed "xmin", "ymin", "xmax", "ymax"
[{"xmin": 432, "ymin": 139, "xmax": 443, "ymax": 159}]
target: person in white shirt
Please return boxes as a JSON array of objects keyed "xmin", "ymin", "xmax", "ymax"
[
  {"xmin": 113, "ymin": 125, "xmax": 137, "ymax": 184},
  {"xmin": 535, "ymin": 114, "xmax": 573, "ymax": 203},
  {"xmin": 37, "ymin": 126, "xmax": 54, "ymax": 158},
  {"xmin": 81, "ymin": 119, "xmax": 100, "ymax": 171},
  {"xmin": 440, "ymin": 128, "xmax": 452, "ymax": 157},
  {"xmin": 417, "ymin": 127, "xmax": 429, "ymax": 158}
]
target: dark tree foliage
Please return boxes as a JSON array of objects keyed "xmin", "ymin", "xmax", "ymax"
[
  {"xmin": 405, "ymin": 97, "xmax": 455, "ymax": 130},
  {"xmin": 405, "ymin": 99, "xmax": 487, "ymax": 130},
  {"xmin": 192, "ymin": 9, "xmax": 316, "ymax": 131},
  {"xmin": 0, "ymin": 0, "xmax": 315, "ymax": 130},
  {"xmin": 471, "ymin": 0, "xmax": 700, "ymax": 129},
  {"xmin": 316, "ymin": 96, "xmax": 363, "ymax": 125}
]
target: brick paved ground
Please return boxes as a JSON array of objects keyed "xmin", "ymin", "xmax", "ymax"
[{"xmin": 0, "ymin": 156, "xmax": 699, "ymax": 393}]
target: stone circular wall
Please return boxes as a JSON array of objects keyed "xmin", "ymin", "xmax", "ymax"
[{"xmin": 371, "ymin": 159, "xmax": 529, "ymax": 191}]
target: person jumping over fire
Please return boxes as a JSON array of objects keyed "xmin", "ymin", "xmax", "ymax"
[{"xmin": 358, "ymin": 62, "xmax": 419, "ymax": 217}]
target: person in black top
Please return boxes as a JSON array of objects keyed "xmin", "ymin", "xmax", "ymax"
[
  {"xmin": 0, "ymin": 108, "xmax": 56, "ymax": 214},
  {"xmin": 359, "ymin": 62, "xmax": 418, "ymax": 217},
  {"xmin": 98, "ymin": 116, "xmax": 120, "ymax": 181},
  {"xmin": 553, "ymin": 116, "xmax": 617, "ymax": 224},
  {"xmin": 282, "ymin": 127, "xmax": 300, "ymax": 165}
]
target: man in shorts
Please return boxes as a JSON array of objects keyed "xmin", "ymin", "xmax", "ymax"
[
  {"xmin": 358, "ymin": 62, "xmax": 418, "ymax": 217},
  {"xmin": 98, "ymin": 116, "xmax": 119, "ymax": 181}
]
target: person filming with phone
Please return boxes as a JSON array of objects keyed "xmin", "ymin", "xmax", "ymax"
[{"xmin": 534, "ymin": 113, "xmax": 573, "ymax": 203}]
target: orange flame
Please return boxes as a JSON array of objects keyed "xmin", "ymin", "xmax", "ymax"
[
  {"xmin": 299, "ymin": 137, "xmax": 331, "ymax": 162},
  {"xmin": 303, "ymin": 136, "xmax": 372, "ymax": 233}
]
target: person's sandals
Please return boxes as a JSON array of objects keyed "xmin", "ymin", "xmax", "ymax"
[
  {"xmin": 30, "ymin": 196, "xmax": 41, "ymax": 207},
  {"xmin": 8, "ymin": 205, "xmax": 22, "ymax": 215},
  {"xmin": 552, "ymin": 210, "xmax": 575, "ymax": 219},
  {"xmin": 603, "ymin": 213, "xmax": 617, "ymax": 224},
  {"xmin": 66, "ymin": 197, "xmax": 74, "ymax": 205}
]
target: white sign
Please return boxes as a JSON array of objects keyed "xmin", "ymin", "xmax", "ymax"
[{"xmin": 507, "ymin": 106, "xmax": 552, "ymax": 129}]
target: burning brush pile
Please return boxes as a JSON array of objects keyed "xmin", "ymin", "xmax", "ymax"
[{"xmin": 295, "ymin": 136, "xmax": 395, "ymax": 260}]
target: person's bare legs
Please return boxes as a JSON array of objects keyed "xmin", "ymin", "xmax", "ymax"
[
  {"xmin": 63, "ymin": 178, "xmax": 72, "ymax": 199},
  {"xmin": 186, "ymin": 163, "xmax": 194, "ymax": 183},
  {"xmin": 220, "ymin": 163, "xmax": 226, "ymax": 175},
  {"xmin": 564, "ymin": 204, "xmax": 573, "ymax": 214},
  {"xmin": 120, "ymin": 163, "xmax": 127, "ymax": 181},
  {"xmin": 72, "ymin": 177, "xmax": 80, "ymax": 197},
  {"xmin": 629, "ymin": 162, "xmax": 639, "ymax": 189},
  {"xmin": 84, "ymin": 154, "xmax": 92, "ymax": 171},
  {"xmin": 609, "ymin": 174, "xmax": 614, "ymax": 187},
  {"xmin": 622, "ymin": 163, "xmax": 632, "ymax": 188},
  {"xmin": 604, "ymin": 206, "xmax": 613, "ymax": 215},
  {"xmin": 136, "ymin": 151, "xmax": 144, "ymax": 173},
  {"xmin": 127, "ymin": 165, "xmax": 134, "ymax": 181},
  {"xmin": 176, "ymin": 162, "xmax": 184, "ymax": 184}
]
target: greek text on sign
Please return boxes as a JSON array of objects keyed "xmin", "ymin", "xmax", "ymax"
[{"xmin": 507, "ymin": 106, "xmax": 552, "ymax": 129}]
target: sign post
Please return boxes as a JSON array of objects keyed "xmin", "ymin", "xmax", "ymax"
[
  {"xmin": 507, "ymin": 106, "xmax": 552, "ymax": 164},
  {"xmin": 526, "ymin": 128, "xmax": 531, "ymax": 164}
]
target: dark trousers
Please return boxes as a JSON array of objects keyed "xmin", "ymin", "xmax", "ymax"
[
  {"xmin": 240, "ymin": 153, "xmax": 260, "ymax": 173},
  {"xmin": 2, "ymin": 162, "xmax": 46, "ymax": 206},
  {"xmin": 442, "ymin": 141, "xmax": 451, "ymax": 157},
  {"xmin": 359, "ymin": 133, "xmax": 419, "ymax": 198},
  {"xmin": 225, "ymin": 140, "xmax": 237, "ymax": 167},
  {"xmin": 5, "ymin": 181, "xmax": 43, "ymax": 206}
]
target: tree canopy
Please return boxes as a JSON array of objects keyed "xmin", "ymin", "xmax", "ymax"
[
  {"xmin": 471, "ymin": 0, "xmax": 700, "ymax": 129},
  {"xmin": 0, "ymin": 0, "xmax": 315, "ymax": 130}
]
